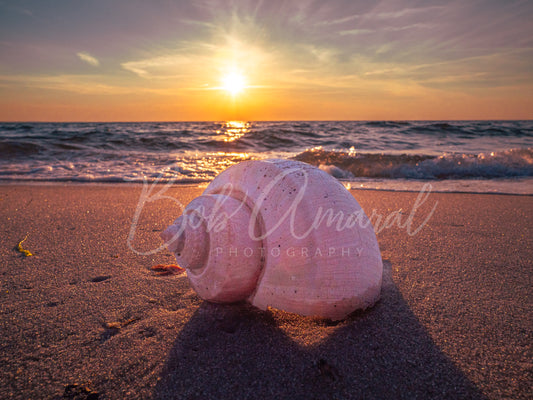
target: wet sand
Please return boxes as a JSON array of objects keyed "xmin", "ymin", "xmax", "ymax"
[{"xmin": 0, "ymin": 183, "xmax": 531, "ymax": 399}]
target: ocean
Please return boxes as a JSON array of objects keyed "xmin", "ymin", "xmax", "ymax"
[{"xmin": 1, "ymin": 120, "xmax": 532, "ymax": 194}]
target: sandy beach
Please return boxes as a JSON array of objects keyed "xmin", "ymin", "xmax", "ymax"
[{"xmin": 0, "ymin": 183, "xmax": 531, "ymax": 399}]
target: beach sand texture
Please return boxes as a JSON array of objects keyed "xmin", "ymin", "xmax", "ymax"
[{"xmin": 0, "ymin": 184, "xmax": 531, "ymax": 399}]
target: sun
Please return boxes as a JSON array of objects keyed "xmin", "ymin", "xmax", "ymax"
[{"xmin": 221, "ymin": 71, "xmax": 246, "ymax": 96}]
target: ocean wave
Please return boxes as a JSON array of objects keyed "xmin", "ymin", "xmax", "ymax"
[
  {"xmin": 1, "ymin": 121, "xmax": 533, "ymax": 194},
  {"xmin": 293, "ymin": 148, "xmax": 533, "ymax": 180},
  {"xmin": 363, "ymin": 121, "xmax": 411, "ymax": 128},
  {"xmin": 403, "ymin": 121, "xmax": 532, "ymax": 137},
  {"xmin": 0, "ymin": 140, "xmax": 43, "ymax": 158},
  {"xmin": 1, "ymin": 121, "xmax": 532, "ymax": 157}
]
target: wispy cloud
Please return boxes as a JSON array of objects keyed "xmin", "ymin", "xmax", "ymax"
[
  {"xmin": 316, "ymin": 5, "xmax": 445, "ymax": 27},
  {"xmin": 339, "ymin": 28, "xmax": 373, "ymax": 36},
  {"xmin": 363, "ymin": 48, "xmax": 533, "ymax": 89},
  {"xmin": 317, "ymin": 13, "xmax": 361, "ymax": 26},
  {"xmin": 340, "ymin": 23, "xmax": 434, "ymax": 36},
  {"xmin": 120, "ymin": 36, "xmax": 273, "ymax": 90},
  {"xmin": 371, "ymin": 6, "xmax": 446, "ymax": 20},
  {"xmin": 77, "ymin": 52, "xmax": 100, "ymax": 67},
  {"xmin": 0, "ymin": 74, "xmax": 140, "ymax": 95},
  {"xmin": 121, "ymin": 54, "xmax": 193, "ymax": 78}
]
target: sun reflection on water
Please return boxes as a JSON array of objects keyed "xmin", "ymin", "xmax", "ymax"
[
  {"xmin": 159, "ymin": 121, "xmax": 258, "ymax": 184},
  {"xmin": 216, "ymin": 120, "xmax": 250, "ymax": 142}
]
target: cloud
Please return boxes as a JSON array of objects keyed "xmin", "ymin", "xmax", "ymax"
[
  {"xmin": 339, "ymin": 28, "xmax": 373, "ymax": 36},
  {"xmin": 121, "ymin": 55, "xmax": 191, "ymax": 78},
  {"xmin": 0, "ymin": 74, "xmax": 142, "ymax": 95},
  {"xmin": 121, "ymin": 36, "xmax": 272, "ymax": 88},
  {"xmin": 316, "ymin": 13, "xmax": 360, "ymax": 26},
  {"xmin": 77, "ymin": 52, "xmax": 100, "ymax": 67},
  {"xmin": 371, "ymin": 6, "xmax": 447, "ymax": 20},
  {"xmin": 362, "ymin": 48, "xmax": 533, "ymax": 90}
]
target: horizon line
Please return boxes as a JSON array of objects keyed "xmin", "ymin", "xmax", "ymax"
[{"xmin": 2, "ymin": 118, "xmax": 532, "ymax": 124}]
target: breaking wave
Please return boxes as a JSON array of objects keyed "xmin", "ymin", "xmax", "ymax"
[{"xmin": 293, "ymin": 148, "xmax": 533, "ymax": 180}]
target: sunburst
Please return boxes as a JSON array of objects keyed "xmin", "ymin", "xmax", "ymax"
[{"xmin": 221, "ymin": 71, "xmax": 246, "ymax": 96}]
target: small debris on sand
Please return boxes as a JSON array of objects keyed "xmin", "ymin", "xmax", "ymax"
[{"xmin": 151, "ymin": 264, "xmax": 185, "ymax": 276}]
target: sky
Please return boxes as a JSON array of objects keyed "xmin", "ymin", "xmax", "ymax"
[{"xmin": 0, "ymin": 0, "xmax": 532, "ymax": 121}]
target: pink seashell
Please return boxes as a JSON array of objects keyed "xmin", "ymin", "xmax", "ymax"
[{"xmin": 161, "ymin": 159, "xmax": 382, "ymax": 320}]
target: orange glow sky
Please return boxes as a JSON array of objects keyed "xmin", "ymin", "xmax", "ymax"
[{"xmin": 0, "ymin": 0, "xmax": 532, "ymax": 121}]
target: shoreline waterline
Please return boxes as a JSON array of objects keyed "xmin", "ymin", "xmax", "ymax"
[{"xmin": 1, "ymin": 177, "xmax": 532, "ymax": 195}]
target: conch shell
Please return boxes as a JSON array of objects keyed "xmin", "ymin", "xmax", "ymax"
[{"xmin": 161, "ymin": 159, "xmax": 382, "ymax": 320}]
